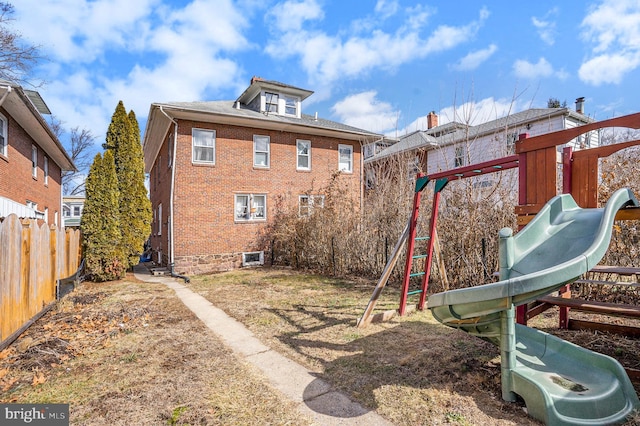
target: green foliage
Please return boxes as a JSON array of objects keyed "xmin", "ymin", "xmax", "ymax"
[
  {"xmin": 105, "ymin": 102, "xmax": 152, "ymax": 269},
  {"xmin": 81, "ymin": 151, "xmax": 126, "ymax": 281},
  {"xmin": 81, "ymin": 101, "xmax": 152, "ymax": 280},
  {"xmin": 104, "ymin": 101, "xmax": 130, "ymax": 153},
  {"xmin": 547, "ymin": 97, "xmax": 567, "ymax": 108}
]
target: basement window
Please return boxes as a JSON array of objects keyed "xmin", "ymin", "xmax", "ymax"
[{"xmin": 242, "ymin": 251, "xmax": 264, "ymax": 267}]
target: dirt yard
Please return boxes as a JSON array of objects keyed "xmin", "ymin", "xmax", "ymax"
[{"xmin": 1, "ymin": 267, "xmax": 639, "ymax": 425}]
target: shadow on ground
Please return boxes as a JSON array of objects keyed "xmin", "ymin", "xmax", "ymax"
[{"xmin": 265, "ymin": 303, "xmax": 539, "ymax": 425}]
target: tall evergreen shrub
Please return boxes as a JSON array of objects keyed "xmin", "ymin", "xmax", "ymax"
[{"xmin": 80, "ymin": 151, "xmax": 126, "ymax": 281}]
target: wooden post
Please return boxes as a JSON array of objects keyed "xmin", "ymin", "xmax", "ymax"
[{"xmin": 357, "ymin": 220, "xmax": 411, "ymax": 328}]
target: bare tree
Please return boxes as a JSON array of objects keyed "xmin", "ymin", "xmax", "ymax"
[
  {"xmin": 0, "ymin": 2, "xmax": 41, "ymax": 85},
  {"xmin": 49, "ymin": 116, "xmax": 97, "ymax": 195},
  {"xmin": 63, "ymin": 127, "xmax": 96, "ymax": 195}
]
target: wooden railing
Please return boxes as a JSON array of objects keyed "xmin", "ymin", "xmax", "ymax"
[{"xmin": 0, "ymin": 214, "xmax": 81, "ymax": 346}]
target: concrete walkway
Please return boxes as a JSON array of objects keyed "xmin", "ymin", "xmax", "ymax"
[{"xmin": 133, "ymin": 264, "xmax": 393, "ymax": 426}]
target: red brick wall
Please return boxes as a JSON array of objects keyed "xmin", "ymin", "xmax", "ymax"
[
  {"xmin": 149, "ymin": 120, "xmax": 363, "ymax": 274},
  {"xmin": 0, "ymin": 108, "xmax": 62, "ymax": 225}
]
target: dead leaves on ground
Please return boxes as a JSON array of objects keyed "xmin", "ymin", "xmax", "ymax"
[{"xmin": 0, "ymin": 288, "xmax": 154, "ymax": 396}]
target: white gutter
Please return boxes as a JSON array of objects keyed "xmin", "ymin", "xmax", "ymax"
[{"xmin": 159, "ymin": 106, "xmax": 178, "ymax": 267}]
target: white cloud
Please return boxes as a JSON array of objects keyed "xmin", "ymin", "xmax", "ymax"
[
  {"xmin": 13, "ymin": 0, "xmax": 252, "ymax": 143},
  {"xmin": 578, "ymin": 53, "xmax": 640, "ymax": 85},
  {"xmin": 579, "ymin": 0, "xmax": 640, "ymax": 85},
  {"xmin": 374, "ymin": 0, "xmax": 399, "ymax": 20},
  {"xmin": 14, "ymin": 0, "xmax": 159, "ymax": 63},
  {"xmin": 532, "ymin": 7, "xmax": 558, "ymax": 46},
  {"xmin": 331, "ymin": 91, "xmax": 399, "ymax": 133},
  {"xmin": 512, "ymin": 57, "xmax": 568, "ymax": 80},
  {"xmin": 267, "ymin": 0, "xmax": 324, "ymax": 32},
  {"xmin": 452, "ymin": 44, "xmax": 498, "ymax": 71},
  {"xmin": 265, "ymin": 6, "xmax": 488, "ymax": 90}
]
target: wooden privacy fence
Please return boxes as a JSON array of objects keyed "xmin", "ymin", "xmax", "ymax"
[{"xmin": 0, "ymin": 214, "xmax": 81, "ymax": 345}]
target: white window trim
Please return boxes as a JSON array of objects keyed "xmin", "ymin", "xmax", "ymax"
[
  {"xmin": 454, "ymin": 145, "xmax": 465, "ymax": 168},
  {"xmin": 338, "ymin": 144, "xmax": 353, "ymax": 173},
  {"xmin": 264, "ymin": 92, "xmax": 279, "ymax": 113},
  {"xmin": 284, "ymin": 95, "xmax": 299, "ymax": 117},
  {"xmin": 242, "ymin": 251, "xmax": 264, "ymax": 267},
  {"xmin": 253, "ymin": 135, "xmax": 270, "ymax": 168},
  {"xmin": 0, "ymin": 112, "xmax": 7, "ymax": 157},
  {"xmin": 235, "ymin": 193, "xmax": 267, "ymax": 222},
  {"xmin": 296, "ymin": 139, "xmax": 311, "ymax": 170},
  {"xmin": 31, "ymin": 144, "xmax": 37, "ymax": 178},
  {"xmin": 192, "ymin": 128, "xmax": 216, "ymax": 165},
  {"xmin": 157, "ymin": 203, "xmax": 162, "ymax": 236},
  {"xmin": 44, "ymin": 156, "xmax": 49, "ymax": 185},
  {"xmin": 299, "ymin": 194, "xmax": 324, "ymax": 216}
]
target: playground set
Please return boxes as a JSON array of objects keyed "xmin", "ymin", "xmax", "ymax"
[{"xmin": 358, "ymin": 112, "xmax": 640, "ymax": 425}]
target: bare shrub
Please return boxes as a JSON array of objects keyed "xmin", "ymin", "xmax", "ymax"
[
  {"xmin": 598, "ymin": 129, "xmax": 640, "ymax": 268},
  {"xmin": 262, "ymin": 146, "xmax": 517, "ymax": 294},
  {"xmin": 433, "ymin": 175, "xmax": 517, "ymax": 291}
]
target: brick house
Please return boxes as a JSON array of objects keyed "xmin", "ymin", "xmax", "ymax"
[
  {"xmin": 142, "ymin": 77, "xmax": 381, "ymax": 274},
  {"xmin": 0, "ymin": 80, "xmax": 75, "ymax": 225}
]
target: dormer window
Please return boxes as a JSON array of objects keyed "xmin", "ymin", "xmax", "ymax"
[
  {"xmin": 285, "ymin": 96, "xmax": 297, "ymax": 116},
  {"xmin": 237, "ymin": 78, "xmax": 313, "ymax": 118},
  {"xmin": 261, "ymin": 91, "xmax": 300, "ymax": 117},
  {"xmin": 265, "ymin": 92, "xmax": 279, "ymax": 113}
]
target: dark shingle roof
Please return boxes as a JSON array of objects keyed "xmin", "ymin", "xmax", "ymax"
[{"xmin": 162, "ymin": 100, "xmax": 380, "ymax": 136}]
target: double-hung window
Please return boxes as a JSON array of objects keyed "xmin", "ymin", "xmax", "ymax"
[
  {"xmin": 297, "ymin": 139, "xmax": 311, "ymax": 170},
  {"xmin": 254, "ymin": 135, "xmax": 270, "ymax": 168},
  {"xmin": 284, "ymin": 96, "xmax": 297, "ymax": 116},
  {"xmin": 299, "ymin": 195, "xmax": 324, "ymax": 216},
  {"xmin": 338, "ymin": 144, "xmax": 353, "ymax": 173},
  {"xmin": 506, "ymin": 133, "xmax": 517, "ymax": 155},
  {"xmin": 235, "ymin": 194, "xmax": 266, "ymax": 221},
  {"xmin": 265, "ymin": 92, "xmax": 279, "ymax": 113},
  {"xmin": 454, "ymin": 145, "xmax": 465, "ymax": 167},
  {"xmin": 192, "ymin": 128, "xmax": 215, "ymax": 164},
  {"xmin": 157, "ymin": 203, "xmax": 162, "ymax": 236},
  {"xmin": 44, "ymin": 156, "xmax": 49, "ymax": 185},
  {"xmin": 0, "ymin": 113, "xmax": 7, "ymax": 157},
  {"xmin": 31, "ymin": 145, "xmax": 37, "ymax": 178}
]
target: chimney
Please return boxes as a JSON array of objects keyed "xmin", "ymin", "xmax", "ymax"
[
  {"xmin": 575, "ymin": 97, "xmax": 585, "ymax": 114},
  {"xmin": 427, "ymin": 111, "xmax": 438, "ymax": 129},
  {"xmin": 251, "ymin": 76, "xmax": 263, "ymax": 85}
]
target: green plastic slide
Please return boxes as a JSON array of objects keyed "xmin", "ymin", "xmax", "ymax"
[{"xmin": 428, "ymin": 188, "xmax": 640, "ymax": 425}]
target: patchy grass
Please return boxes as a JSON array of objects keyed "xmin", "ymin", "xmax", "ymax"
[
  {"xmin": 0, "ymin": 273, "xmax": 311, "ymax": 425},
  {"xmin": 186, "ymin": 268, "xmax": 537, "ymax": 425},
  {"xmin": 2, "ymin": 267, "xmax": 639, "ymax": 425}
]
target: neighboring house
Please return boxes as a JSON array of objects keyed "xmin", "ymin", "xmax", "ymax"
[
  {"xmin": 62, "ymin": 195, "xmax": 85, "ymax": 228},
  {"xmin": 0, "ymin": 80, "xmax": 75, "ymax": 226},
  {"xmin": 142, "ymin": 77, "xmax": 381, "ymax": 274},
  {"xmin": 366, "ymin": 99, "xmax": 597, "ymax": 187}
]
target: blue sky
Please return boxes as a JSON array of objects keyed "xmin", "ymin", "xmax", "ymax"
[{"xmin": 11, "ymin": 0, "xmax": 640, "ymax": 146}]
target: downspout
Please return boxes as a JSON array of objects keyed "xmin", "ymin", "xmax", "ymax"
[{"xmin": 158, "ymin": 106, "xmax": 189, "ymax": 283}]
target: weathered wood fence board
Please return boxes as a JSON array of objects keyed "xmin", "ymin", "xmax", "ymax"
[{"xmin": 0, "ymin": 214, "xmax": 81, "ymax": 344}]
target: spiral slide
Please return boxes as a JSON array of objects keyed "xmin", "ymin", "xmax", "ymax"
[{"xmin": 428, "ymin": 188, "xmax": 640, "ymax": 425}]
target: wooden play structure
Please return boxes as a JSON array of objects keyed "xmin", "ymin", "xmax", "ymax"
[{"xmin": 358, "ymin": 112, "xmax": 640, "ymax": 330}]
